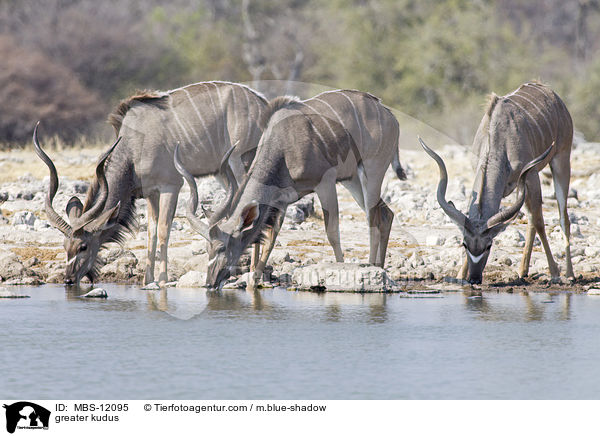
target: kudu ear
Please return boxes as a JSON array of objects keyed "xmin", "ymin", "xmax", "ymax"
[
  {"xmin": 84, "ymin": 201, "xmax": 121, "ymax": 232},
  {"xmin": 66, "ymin": 196, "xmax": 83, "ymax": 222},
  {"xmin": 239, "ymin": 201, "xmax": 259, "ymax": 233}
]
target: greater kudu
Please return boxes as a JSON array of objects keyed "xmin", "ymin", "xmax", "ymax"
[
  {"xmin": 34, "ymin": 81, "xmax": 267, "ymax": 286},
  {"xmin": 420, "ymin": 82, "xmax": 573, "ymax": 284},
  {"xmin": 176, "ymin": 89, "xmax": 407, "ymax": 289}
]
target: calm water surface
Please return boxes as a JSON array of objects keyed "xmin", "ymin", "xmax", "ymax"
[{"xmin": 1, "ymin": 285, "xmax": 599, "ymax": 399}]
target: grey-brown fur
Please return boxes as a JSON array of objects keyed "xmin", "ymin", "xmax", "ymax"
[
  {"xmin": 36, "ymin": 81, "xmax": 267, "ymax": 286},
  {"xmin": 107, "ymin": 91, "xmax": 169, "ymax": 135},
  {"xmin": 422, "ymin": 82, "xmax": 574, "ymax": 284},
  {"xmin": 180, "ymin": 89, "xmax": 406, "ymax": 289}
]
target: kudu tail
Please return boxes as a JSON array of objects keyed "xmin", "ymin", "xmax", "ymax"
[{"xmin": 391, "ymin": 147, "xmax": 407, "ymax": 180}]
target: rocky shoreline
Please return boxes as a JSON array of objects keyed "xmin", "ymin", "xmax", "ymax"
[{"xmin": 1, "ymin": 142, "xmax": 599, "ymax": 293}]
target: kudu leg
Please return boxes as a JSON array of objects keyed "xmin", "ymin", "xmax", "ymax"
[
  {"xmin": 248, "ymin": 210, "xmax": 286, "ymax": 290},
  {"xmin": 457, "ymin": 257, "xmax": 468, "ymax": 280},
  {"xmin": 519, "ymin": 218, "xmax": 536, "ymax": 278},
  {"xmin": 368, "ymin": 199, "xmax": 394, "ymax": 267},
  {"xmin": 343, "ymin": 176, "xmax": 394, "ymax": 266},
  {"xmin": 520, "ymin": 176, "xmax": 560, "ymax": 280},
  {"xmin": 250, "ymin": 244, "xmax": 261, "ymax": 274},
  {"xmin": 551, "ymin": 153, "xmax": 574, "ymax": 280},
  {"xmin": 361, "ymin": 165, "xmax": 392, "ymax": 267},
  {"xmin": 247, "ymin": 243, "xmax": 261, "ymax": 291},
  {"xmin": 144, "ymin": 192, "xmax": 159, "ymax": 285},
  {"xmin": 156, "ymin": 190, "xmax": 180, "ymax": 287},
  {"xmin": 341, "ymin": 175, "xmax": 366, "ymax": 212},
  {"xmin": 316, "ymin": 182, "xmax": 344, "ymax": 263}
]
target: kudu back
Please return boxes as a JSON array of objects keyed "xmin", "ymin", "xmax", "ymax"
[
  {"xmin": 34, "ymin": 81, "xmax": 267, "ymax": 286},
  {"xmin": 421, "ymin": 82, "xmax": 573, "ymax": 284},
  {"xmin": 176, "ymin": 89, "xmax": 407, "ymax": 289}
]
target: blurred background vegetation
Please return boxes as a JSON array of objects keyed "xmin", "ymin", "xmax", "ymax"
[{"xmin": 1, "ymin": 0, "xmax": 599, "ymax": 146}]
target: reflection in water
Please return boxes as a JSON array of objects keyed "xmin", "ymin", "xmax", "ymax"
[
  {"xmin": 561, "ymin": 293, "xmax": 572, "ymax": 321},
  {"xmin": 146, "ymin": 288, "xmax": 209, "ymax": 320},
  {"xmin": 368, "ymin": 295, "xmax": 388, "ymax": 324},
  {"xmin": 519, "ymin": 292, "xmax": 543, "ymax": 321},
  {"xmin": 3, "ymin": 284, "xmax": 600, "ymax": 399},
  {"xmin": 463, "ymin": 291, "xmax": 573, "ymax": 323},
  {"xmin": 326, "ymin": 304, "xmax": 342, "ymax": 322},
  {"xmin": 57, "ymin": 284, "xmax": 574, "ymax": 325},
  {"xmin": 64, "ymin": 284, "xmax": 95, "ymax": 300},
  {"xmin": 289, "ymin": 291, "xmax": 389, "ymax": 324}
]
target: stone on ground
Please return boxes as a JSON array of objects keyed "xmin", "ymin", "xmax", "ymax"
[{"xmin": 291, "ymin": 263, "xmax": 395, "ymax": 292}]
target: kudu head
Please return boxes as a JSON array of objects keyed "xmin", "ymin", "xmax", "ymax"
[
  {"xmin": 175, "ymin": 143, "xmax": 258, "ymax": 289},
  {"xmin": 419, "ymin": 137, "xmax": 553, "ymax": 284},
  {"xmin": 33, "ymin": 123, "xmax": 121, "ymax": 285}
]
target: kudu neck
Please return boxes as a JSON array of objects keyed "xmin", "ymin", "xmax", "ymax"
[
  {"xmin": 97, "ymin": 149, "xmax": 136, "ymax": 244},
  {"xmin": 468, "ymin": 143, "xmax": 510, "ymax": 222},
  {"xmin": 237, "ymin": 145, "xmax": 296, "ymax": 212}
]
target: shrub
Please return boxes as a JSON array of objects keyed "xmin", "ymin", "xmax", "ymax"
[{"xmin": 0, "ymin": 35, "xmax": 105, "ymax": 145}]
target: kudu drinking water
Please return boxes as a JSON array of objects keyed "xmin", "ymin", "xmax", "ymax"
[
  {"xmin": 176, "ymin": 89, "xmax": 407, "ymax": 289},
  {"xmin": 420, "ymin": 82, "xmax": 573, "ymax": 284},
  {"xmin": 34, "ymin": 81, "xmax": 267, "ymax": 286}
]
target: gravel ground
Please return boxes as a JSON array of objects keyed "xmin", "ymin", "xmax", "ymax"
[{"xmin": 1, "ymin": 141, "xmax": 599, "ymax": 292}]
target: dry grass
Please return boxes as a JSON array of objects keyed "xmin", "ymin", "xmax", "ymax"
[
  {"xmin": 0, "ymin": 143, "xmax": 106, "ymax": 183},
  {"xmin": 387, "ymin": 241, "xmax": 420, "ymax": 248},
  {"xmin": 287, "ymin": 239, "xmax": 329, "ymax": 247},
  {"xmin": 169, "ymin": 241, "xmax": 194, "ymax": 248},
  {"xmin": 11, "ymin": 246, "xmax": 62, "ymax": 261}
]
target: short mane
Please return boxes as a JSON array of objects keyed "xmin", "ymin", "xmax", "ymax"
[
  {"xmin": 107, "ymin": 90, "xmax": 170, "ymax": 135},
  {"xmin": 259, "ymin": 95, "xmax": 301, "ymax": 130},
  {"xmin": 485, "ymin": 92, "xmax": 499, "ymax": 117}
]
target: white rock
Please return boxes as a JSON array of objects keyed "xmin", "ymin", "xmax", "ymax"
[
  {"xmin": 291, "ymin": 263, "xmax": 394, "ymax": 292},
  {"xmin": 497, "ymin": 228, "xmax": 525, "ymax": 247},
  {"xmin": 0, "ymin": 287, "xmax": 30, "ymax": 298},
  {"xmin": 177, "ymin": 271, "xmax": 206, "ymax": 288},
  {"xmin": 426, "ymin": 234, "xmax": 445, "ymax": 246},
  {"xmin": 11, "ymin": 211, "xmax": 36, "ymax": 227},
  {"xmin": 584, "ymin": 246, "xmax": 600, "ymax": 258},
  {"xmin": 81, "ymin": 288, "xmax": 108, "ymax": 298},
  {"xmin": 0, "ymin": 251, "xmax": 25, "ymax": 279},
  {"xmin": 444, "ymin": 235, "xmax": 461, "ymax": 247},
  {"xmin": 33, "ymin": 219, "xmax": 50, "ymax": 230},
  {"xmin": 587, "ymin": 288, "xmax": 600, "ymax": 296},
  {"xmin": 171, "ymin": 221, "xmax": 184, "ymax": 231},
  {"xmin": 183, "ymin": 254, "xmax": 208, "ymax": 272},
  {"xmin": 141, "ymin": 282, "xmax": 160, "ymax": 290},
  {"xmin": 231, "ymin": 272, "xmax": 254, "ymax": 288}
]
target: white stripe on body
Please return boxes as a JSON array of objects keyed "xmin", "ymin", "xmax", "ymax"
[
  {"xmin": 203, "ymin": 83, "xmax": 222, "ymax": 146},
  {"xmin": 177, "ymin": 99, "xmax": 207, "ymax": 148},
  {"xmin": 182, "ymin": 88, "xmax": 214, "ymax": 151},
  {"xmin": 312, "ymin": 97, "xmax": 352, "ymax": 146},
  {"xmin": 505, "ymin": 97, "xmax": 546, "ymax": 145},
  {"xmin": 374, "ymin": 101, "xmax": 383, "ymax": 150},
  {"xmin": 231, "ymin": 85, "xmax": 238, "ymax": 147},
  {"xmin": 166, "ymin": 125, "xmax": 182, "ymax": 145},
  {"xmin": 170, "ymin": 104, "xmax": 193, "ymax": 145},
  {"xmin": 512, "ymin": 91, "xmax": 555, "ymax": 140},
  {"xmin": 242, "ymin": 85, "xmax": 252, "ymax": 151},
  {"xmin": 291, "ymin": 101, "xmax": 329, "ymax": 149},
  {"xmin": 213, "ymin": 83, "xmax": 228, "ymax": 149},
  {"xmin": 302, "ymin": 103, "xmax": 328, "ymax": 148},
  {"xmin": 303, "ymin": 101, "xmax": 340, "ymax": 145},
  {"xmin": 337, "ymin": 91, "xmax": 364, "ymax": 150},
  {"xmin": 168, "ymin": 80, "xmax": 266, "ymax": 100}
]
